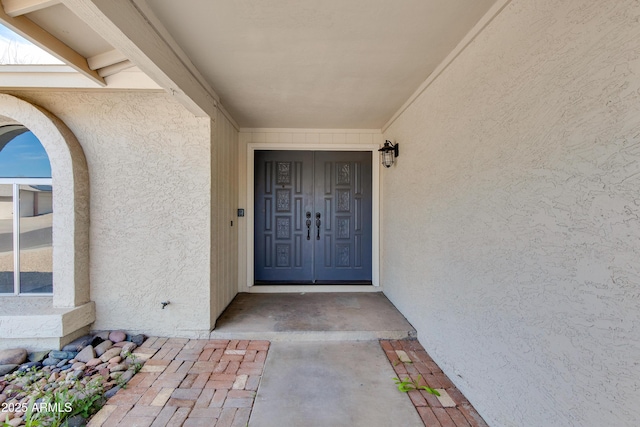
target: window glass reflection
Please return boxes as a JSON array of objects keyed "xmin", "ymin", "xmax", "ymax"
[
  {"xmin": 19, "ymin": 185, "xmax": 53, "ymax": 293},
  {"xmin": 0, "ymin": 129, "xmax": 51, "ymax": 178},
  {"xmin": 0, "ymin": 184, "xmax": 14, "ymax": 294}
]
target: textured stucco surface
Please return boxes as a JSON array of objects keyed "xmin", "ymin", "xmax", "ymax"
[
  {"xmin": 2, "ymin": 90, "xmax": 216, "ymax": 338},
  {"xmin": 0, "ymin": 298, "xmax": 95, "ymax": 350},
  {"xmin": 382, "ymin": 1, "xmax": 640, "ymax": 426}
]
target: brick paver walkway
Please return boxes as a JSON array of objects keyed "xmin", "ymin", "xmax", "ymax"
[
  {"xmin": 88, "ymin": 337, "xmax": 269, "ymax": 427},
  {"xmin": 381, "ymin": 340, "xmax": 488, "ymax": 427},
  {"xmin": 87, "ymin": 336, "xmax": 485, "ymax": 426}
]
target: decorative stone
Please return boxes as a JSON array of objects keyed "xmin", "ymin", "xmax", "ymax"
[
  {"xmin": 17, "ymin": 361, "xmax": 41, "ymax": 372},
  {"xmin": 6, "ymin": 417, "xmax": 22, "ymax": 427},
  {"xmin": 56, "ymin": 360, "xmax": 68, "ymax": 368},
  {"xmin": 94, "ymin": 340, "xmax": 113, "ymax": 357},
  {"xmin": 108, "ymin": 356, "xmax": 122, "ymax": 364},
  {"xmin": 109, "ymin": 363, "xmax": 127, "ymax": 373},
  {"xmin": 0, "ymin": 364, "xmax": 18, "ymax": 376},
  {"xmin": 28, "ymin": 351, "xmax": 49, "ymax": 363},
  {"xmin": 93, "ymin": 331, "xmax": 110, "ymax": 341},
  {"xmin": 130, "ymin": 334, "xmax": 146, "ymax": 346},
  {"xmin": 60, "ymin": 364, "xmax": 72, "ymax": 371},
  {"xmin": 119, "ymin": 369, "xmax": 135, "ymax": 383},
  {"xmin": 75, "ymin": 345, "xmax": 95, "ymax": 363},
  {"xmin": 100, "ymin": 348, "xmax": 121, "ymax": 362},
  {"xmin": 86, "ymin": 358, "xmax": 102, "ymax": 367},
  {"xmin": 66, "ymin": 370, "xmax": 83, "ymax": 381},
  {"xmin": 71, "ymin": 362, "xmax": 86, "ymax": 371},
  {"xmin": 62, "ymin": 335, "xmax": 94, "ymax": 352},
  {"xmin": 0, "ymin": 349, "xmax": 27, "ymax": 365},
  {"xmin": 65, "ymin": 415, "xmax": 86, "ymax": 427},
  {"xmin": 104, "ymin": 385, "xmax": 120, "ymax": 399},
  {"xmin": 49, "ymin": 351, "xmax": 77, "ymax": 360},
  {"xmin": 4, "ymin": 384, "xmax": 22, "ymax": 393},
  {"xmin": 108, "ymin": 331, "xmax": 126, "ymax": 343},
  {"xmin": 120, "ymin": 342, "xmax": 137, "ymax": 355}
]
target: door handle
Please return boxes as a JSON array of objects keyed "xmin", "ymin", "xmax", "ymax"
[
  {"xmin": 306, "ymin": 212, "xmax": 312, "ymax": 240},
  {"xmin": 315, "ymin": 212, "xmax": 321, "ymax": 240}
]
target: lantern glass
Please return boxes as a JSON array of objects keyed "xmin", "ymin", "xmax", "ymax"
[{"xmin": 382, "ymin": 150, "xmax": 394, "ymax": 168}]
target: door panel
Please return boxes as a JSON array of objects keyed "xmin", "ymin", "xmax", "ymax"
[
  {"xmin": 313, "ymin": 151, "xmax": 372, "ymax": 282},
  {"xmin": 255, "ymin": 151, "xmax": 314, "ymax": 282},
  {"xmin": 254, "ymin": 150, "xmax": 372, "ymax": 284}
]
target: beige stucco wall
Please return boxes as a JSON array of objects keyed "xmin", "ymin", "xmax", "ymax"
[
  {"xmin": 382, "ymin": 0, "xmax": 640, "ymax": 425},
  {"xmin": 3, "ymin": 90, "xmax": 216, "ymax": 338}
]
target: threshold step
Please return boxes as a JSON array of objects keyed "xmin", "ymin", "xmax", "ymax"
[{"xmin": 209, "ymin": 329, "xmax": 416, "ymax": 342}]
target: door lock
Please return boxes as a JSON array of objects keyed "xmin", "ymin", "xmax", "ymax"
[{"xmin": 306, "ymin": 212, "xmax": 312, "ymax": 240}]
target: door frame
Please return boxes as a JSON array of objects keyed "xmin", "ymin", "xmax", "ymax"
[{"xmin": 245, "ymin": 143, "xmax": 380, "ymax": 289}]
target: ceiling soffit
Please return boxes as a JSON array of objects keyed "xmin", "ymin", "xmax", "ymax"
[
  {"xmin": 143, "ymin": 0, "xmax": 498, "ymax": 128},
  {"xmin": 1, "ymin": 0, "xmax": 500, "ymax": 129}
]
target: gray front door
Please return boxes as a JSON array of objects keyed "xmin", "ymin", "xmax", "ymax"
[{"xmin": 254, "ymin": 150, "xmax": 372, "ymax": 284}]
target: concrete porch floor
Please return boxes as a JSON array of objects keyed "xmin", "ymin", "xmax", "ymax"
[{"xmin": 210, "ymin": 292, "xmax": 417, "ymax": 341}]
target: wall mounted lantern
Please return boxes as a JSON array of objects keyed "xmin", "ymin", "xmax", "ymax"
[{"xmin": 378, "ymin": 140, "xmax": 399, "ymax": 168}]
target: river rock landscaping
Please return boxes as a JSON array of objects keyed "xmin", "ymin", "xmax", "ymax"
[{"xmin": 0, "ymin": 331, "xmax": 148, "ymax": 427}]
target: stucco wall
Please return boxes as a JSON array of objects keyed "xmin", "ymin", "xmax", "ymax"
[
  {"xmin": 382, "ymin": 1, "xmax": 640, "ymax": 426},
  {"xmin": 3, "ymin": 90, "xmax": 214, "ymax": 337}
]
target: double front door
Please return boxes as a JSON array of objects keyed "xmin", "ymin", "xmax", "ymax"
[{"xmin": 254, "ymin": 150, "xmax": 372, "ymax": 284}]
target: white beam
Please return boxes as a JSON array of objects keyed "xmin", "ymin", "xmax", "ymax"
[
  {"xmin": 61, "ymin": 0, "xmax": 218, "ymax": 118},
  {"xmin": 87, "ymin": 48, "xmax": 127, "ymax": 70},
  {"xmin": 130, "ymin": 0, "xmax": 221, "ymax": 106},
  {"xmin": 0, "ymin": 4, "xmax": 105, "ymax": 86},
  {"xmin": 2, "ymin": 0, "xmax": 60, "ymax": 17},
  {"xmin": 0, "ymin": 65, "xmax": 101, "ymax": 87},
  {"xmin": 0, "ymin": 64, "xmax": 161, "ymax": 89},
  {"xmin": 97, "ymin": 59, "xmax": 133, "ymax": 77},
  {"xmin": 103, "ymin": 66, "xmax": 161, "ymax": 89}
]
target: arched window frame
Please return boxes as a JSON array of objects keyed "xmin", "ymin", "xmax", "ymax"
[{"xmin": 0, "ymin": 94, "xmax": 89, "ymax": 308}]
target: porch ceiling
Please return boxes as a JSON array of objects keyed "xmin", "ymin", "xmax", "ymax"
[
  {"xmin": 1, "ymin": 0, "xmax": 498, "ymax": 128},
  {"xmin": 143, "ymin": 0, "xmax": 497, "ymax": 129}
]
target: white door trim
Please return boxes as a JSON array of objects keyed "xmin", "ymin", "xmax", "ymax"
[{"xmin": 246, "ymin": 143, "xmax": 380, "ymax": 289}]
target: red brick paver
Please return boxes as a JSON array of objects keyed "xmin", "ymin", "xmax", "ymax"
[
  {"xmin": 380, "ymin": 339, "xmax": 488, "ymax": 427},
  {"xmin": 88, "ymin": 338, "xmax": 270, "ymax": 427}
]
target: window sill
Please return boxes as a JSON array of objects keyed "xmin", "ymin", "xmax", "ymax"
[{"xmin": 0, "ymin": 297, "xmax": 95, "ymax": 350}]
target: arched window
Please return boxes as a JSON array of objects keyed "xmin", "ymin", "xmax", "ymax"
[{"xmin": 0, "ymin": 125, "xmax": 53, "ymax": 295}]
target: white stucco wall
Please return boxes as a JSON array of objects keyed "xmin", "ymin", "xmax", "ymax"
[
  {"xmin": 4, "ymin": 90, "xmax": 215, "ymax": 338},
  {"xmin": 382, "ymin": 1, "xmax": 640, "ymax": 426}
]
